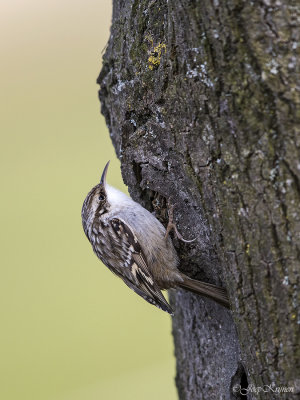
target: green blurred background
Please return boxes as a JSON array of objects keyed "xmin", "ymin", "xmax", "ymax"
[{"xmin": 0, "ymin": 1, "xmax": 176, "ymax": 399}]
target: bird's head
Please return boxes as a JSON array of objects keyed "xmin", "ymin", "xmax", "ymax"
[
  {"xmin": 97, "ymin": 160, "xmax": 110, "ymax": 204},
  {"xmin": 81, "ymin": 161, "xmax": 110, "ymax": 236}
]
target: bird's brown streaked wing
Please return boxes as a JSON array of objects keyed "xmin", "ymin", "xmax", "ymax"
[{"xmin": 109, "ymin": 217, "xmax": 173, "ymax": 314}]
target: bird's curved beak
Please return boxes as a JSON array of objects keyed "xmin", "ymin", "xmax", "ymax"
[{"xmin": 100, "ymin": 161, "xmax": 110, "ymax": 186}]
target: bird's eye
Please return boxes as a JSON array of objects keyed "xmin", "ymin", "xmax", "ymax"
[{"xmin": 99, "ymin": 194, "xmax": 105, "ymax": 201}]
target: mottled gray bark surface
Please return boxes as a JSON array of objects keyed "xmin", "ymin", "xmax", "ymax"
[{"xmin": 97, "ymin": 1, "xmax": 300, "ymax": 399}]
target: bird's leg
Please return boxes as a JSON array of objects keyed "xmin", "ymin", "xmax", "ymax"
[{"xmin": 164, "ymin": 200, "xmax": 196, "ymax": 243}]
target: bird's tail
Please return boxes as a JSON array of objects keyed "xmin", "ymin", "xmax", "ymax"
[{"xmin": 178, "ymin": 276, "xmax": 230, "ymax": 309}]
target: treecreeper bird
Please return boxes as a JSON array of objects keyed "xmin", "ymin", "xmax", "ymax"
[{"xmin": 81, "ymin": 161, "xmax": 230, "ymax": 314}]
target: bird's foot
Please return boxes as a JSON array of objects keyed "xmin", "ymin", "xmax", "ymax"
[{"xmin": 164, "ymin": 200, "xmax": 196, "ymax": 243}]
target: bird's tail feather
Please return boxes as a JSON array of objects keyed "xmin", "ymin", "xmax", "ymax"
[{"xmin": 178, "ymin": 277, "xmax": 230, "ymax": 309}]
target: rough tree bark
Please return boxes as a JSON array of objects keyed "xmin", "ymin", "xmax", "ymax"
[{"xmin": 97, "ymin": 1, "xmax": 300, "ymax": 399}]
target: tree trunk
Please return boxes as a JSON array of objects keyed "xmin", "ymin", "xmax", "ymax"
[{"xmin": 97, "ymin": 1, "xmax": 300, "ymax": 399}]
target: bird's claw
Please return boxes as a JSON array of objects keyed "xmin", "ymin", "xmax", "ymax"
[{"xmin": 164, "ymin": 200, "xmax": 196, "ymax": 243}]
